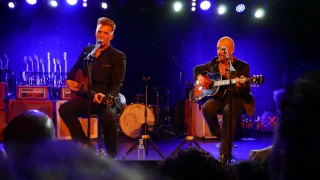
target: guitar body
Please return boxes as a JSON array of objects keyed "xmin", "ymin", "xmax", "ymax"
[
  {"xmin": 70, "ymin": 69, "xmax": 88, "ymax": 100},
  {"xmin": 70, "ymin": 69, "xmax": 117, "ymax": 107},
  {"xmin": 190, "ymin": 72, "xmax": 227, "ymax": 105}
]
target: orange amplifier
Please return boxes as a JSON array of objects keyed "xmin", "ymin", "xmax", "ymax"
[
  {"xmin": 0, "ymin": 82, "xmax": 8, "ymax": 111},
  {"xmin": 17, "ymin": 85, "xmax": 48, "ymax": 100},
  {"xmin": 60, "ymin": 86, "xmax": 72, "ymax": 100}
]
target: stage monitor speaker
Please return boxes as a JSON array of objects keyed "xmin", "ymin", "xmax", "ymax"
[
  {"xmin": 7, "ymin": 99, "xmax": 54, "ymax": 122},
  {"xmin": 55, "ymin": 100, "xmax": 98, "ymax": 140},
  {"xmin": 0, "ymin": 111, "xmax": 7, "ymax": 142}
]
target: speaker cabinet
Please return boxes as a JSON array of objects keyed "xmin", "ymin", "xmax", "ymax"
[
  {"xmin": 7, "ymin": 99, "xmax": 54, "ymax": 122},
  {"xmin": 0, "ymin": 82, "xmax": 8, "ymax": 111},
  {"xmin": 191, "ymin": 102, "xmax": 223, "ymax": 139},
  {"xmin": 55, "ymin": 100, "xmax": 98, "ymax": 140}
]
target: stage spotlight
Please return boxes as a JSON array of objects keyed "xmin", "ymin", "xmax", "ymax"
[
  {"xmin": 101, "ymin": 2, "xmax": 107, "ymax": 9},
  {"xmin": 83, "ymin": 2, "xmax": 87, "ymax": 7},
  {"xmin": 235, "ymin": 4, "xmax": 245, "ymax": 13},
  {"xmin": 173, "ymin": 1, "xmax": 183, "ymax": 12},
  {"xmin": 191, "ymin": 6, "xmax": 196, "ymax": 11},
  {"xmin": 26, "ymin": 0, "xmax": 37, "ymax": 5},
  {"xmin": 8, "ymin": 1, "xmax": 16, "ymax": 8},
  {"xmin": 66, "ymin": 0, "xmax": 77, "ymax": 6},
  {"xmin": 254, "ymin": 8, "xmax": 265, "ymax": 18},
  {"xmin": 200, "ymin": 0, "xmax": 211, "ymax": 10},
  {"xmin": 217, "ymin": 4, "xmax": 227, "ymax": 14},
  {"xmin": 48, "ymin": 0, "xmax": 58, "ymax": 7}
]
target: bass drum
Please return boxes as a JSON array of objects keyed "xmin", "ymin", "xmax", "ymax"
[{"xmin": 119, "ymin": 103, "xmax": 155, "ymax": 139}]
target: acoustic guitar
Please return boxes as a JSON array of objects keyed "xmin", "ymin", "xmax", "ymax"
[
  {"xmin": 190, "ymin": 72, "xmax": 265, "ymax": 105},
  {"xmin": 70, "ymin": 69, "xmax": 117, "ymax": 107}
]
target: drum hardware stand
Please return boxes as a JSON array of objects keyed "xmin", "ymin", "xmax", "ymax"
[
  {"xmin": 169, "ymin": 93, "xmax": 202, "ymax": 157},
  {"xmin": 122, "ymin": 76, "xmax": 164, "ymax": 160},
  {"xmin": 153, "ymin": 87, "xmax": 176, "ymax": 138}
]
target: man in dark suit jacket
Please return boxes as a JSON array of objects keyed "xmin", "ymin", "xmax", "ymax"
[
  {"xmin": 193, "ymin": 36, "xmax": 255, "ymax": 166},
  {"xmin": 59, "ymin": 17, "xmax": 126, "ymax": 159}
]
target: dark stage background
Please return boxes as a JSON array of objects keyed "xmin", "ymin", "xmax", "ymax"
[{"xmin": 0, "ymin": 0, "xmax": 318, "ymax": 116}]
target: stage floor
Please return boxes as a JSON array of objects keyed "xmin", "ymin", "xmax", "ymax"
[{"xmin": 0, "ymin": 132, "xmax": 273, "ymax": 161}]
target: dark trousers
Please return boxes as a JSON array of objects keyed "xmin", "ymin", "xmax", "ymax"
[
  {"xmin": 58, "ymin": 98, "xmax": 118, "ymax": 157},
  {"xmin": 201, "ymin": 96, "xmax": 243, "ymax": 155}
]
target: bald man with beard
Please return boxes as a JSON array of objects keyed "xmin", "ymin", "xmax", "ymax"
[{"xmin": 193, "ymin": 36, "xmax": 255, "ymax": 166}]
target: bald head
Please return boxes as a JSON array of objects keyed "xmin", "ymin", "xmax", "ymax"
[
  {"xmin": 217, "ymin": 36, "xmax": 235, "ymax": 61},
  {"xmin": 3, "ymin": 110, "xmax": 56, "ymax": 156},
  {"xmin": 217, "ymin": 36, "xmax": 235, "ymax": 47}
]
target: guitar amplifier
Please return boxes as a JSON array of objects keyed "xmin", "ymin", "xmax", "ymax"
[
  {"xmin": 55, "ymin": 100, "xmax": 98, "ymax": 140},
  {"xmin": 0, "ymin": 82, "xmax": 8, "ymax": 111},
  {"xmin": 190, "ymin": 102, "xmax": 222, "ymax": 139},
  {"xmin": 0, "ymin": 111, "xmax": 7, "ymax": 142},
  {"xmin": 60, "ymin": 86, "xmax": 72, "ymax": 100},
  {"xmin": 16, "ymin": 85, "xmax": 48, "ymax": 100},
  {"xmin": 7, "ymin": 99, "xmax": 53, "ymax": 122}
]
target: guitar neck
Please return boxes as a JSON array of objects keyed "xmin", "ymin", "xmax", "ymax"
[
  {"xmin": 81, "ymin": 86, "xmax": 97, "ymax": 97},
  {"xmin": 213, "ymin": 79, "xmax": 237, "ymax": 87}
]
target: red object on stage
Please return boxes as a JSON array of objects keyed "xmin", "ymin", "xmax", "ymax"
[
  {"xmin": 60, "ymin": 86, "xmax": 72, "ymax": 100},
  {"xmin": 16, "ymin": 85, "xmax": 48, "ymax": 100},
  {"xmin": 0, "ymin": 82, "xmax": 8, "ymax": 111},
  {"xmin": 0, "ymin": 111, "xmax": 7, "ymax": 142},
  {"xmin": 7, "ymin": 99, "xmax": 53, "ymax": 122}
]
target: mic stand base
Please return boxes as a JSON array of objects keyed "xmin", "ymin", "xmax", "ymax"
[
  {"xmin": 169, "ymin": 100, "xmax": 202, "ymax": 157},
  {"xmin": 121, "ymin": 135, "xmax": 165, "ymax": 160},
  {"xmin": 121, "ymin": 76, "xmax": 164, "ymax": 160}
]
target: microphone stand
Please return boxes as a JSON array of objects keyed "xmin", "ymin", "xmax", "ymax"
[
  {"xmin": 222, "ymin": 48, "xmax": 236, "ymax": 164},
  {"xmin": 171, "ymin": 57, "xmax": 192, "ymax": 136},
  {"xmin": 83, "ymin": 43, "xmax": 101, "ymax": 146}
]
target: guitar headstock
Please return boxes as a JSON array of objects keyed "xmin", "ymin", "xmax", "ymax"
[
  {"xmin": 249, "ymin": 75, "xmax": 265, "ymax": 88},
  {"xmin": 63, "ymin": 52, "xmax": 67, "ymax": 61},
  {"xmin": 24, "ymin": 55, "xmax": 28, "ymax": 63},
  {"xmin": 34, "ymin": 54, "xmax": 39, "ymax": 62},
  {"xmin": 102, "ymin": 94, "xmax": 117, "ymax": 107}
]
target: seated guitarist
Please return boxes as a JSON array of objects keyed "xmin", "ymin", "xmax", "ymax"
[
  {"xmin": 58, "ymin": 17, "xmax": 126, "ymax": 159},
  {"xmin": 193, "ymin": 36, "xmax": 254, "ymax": 166}
]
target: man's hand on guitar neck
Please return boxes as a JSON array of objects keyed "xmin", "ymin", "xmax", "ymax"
[
  {"xmin": 197, "ymin": 74, "xmax": 210, "ymax": 88},
  {"xmin": 66, "ymin": 80, "xmax": 79, "ymax": 92},
  {"xmin": 93, "ymin": 93, "xmax": 105, "ymax": 104},
  {"xmin": 235, "ymin": 75, "xmax": 246, "ymax": 87}
]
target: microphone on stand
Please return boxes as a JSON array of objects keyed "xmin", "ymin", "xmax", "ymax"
[
  {"xmin": 221, "ymin": 46, "xmax": 236, "ymax": 72},
  {"xmin": 84, "ymin": 39, "xmax": 104, "ymax": 62}
]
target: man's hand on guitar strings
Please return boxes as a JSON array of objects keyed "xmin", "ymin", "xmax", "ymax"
[
  {"xmin": 236, "ymin": 75, "xmax": 246, "ymax": 87},
  {"xmin": 66, "ymin": 80, "xmax": 79, "ymax": 92},
  {"xmin": 93, "ymin": 93, "xmax": 105, "ymax": 104},
  {"xmin": 197, "ymin": 74, "xmax": 210, "ymax": 88}
]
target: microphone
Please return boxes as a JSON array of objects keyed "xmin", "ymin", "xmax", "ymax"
[{"xmin": 97, "ymin": 39, "xmax": 103, "ymax": 44}]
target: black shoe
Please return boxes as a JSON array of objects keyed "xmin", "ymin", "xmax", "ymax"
[{"xmin": 219, "ymin": 154, "xmax": 227, "ymax": 167}]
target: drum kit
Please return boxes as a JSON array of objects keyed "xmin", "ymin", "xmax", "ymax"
[{"xmin": 118, "ymin": 86, "xmax": 176, "ymax": 139}]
